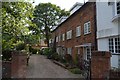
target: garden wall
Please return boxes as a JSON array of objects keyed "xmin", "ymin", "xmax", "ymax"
[
  {"xmin": 91, "ymin": 51, "xmax": 111, "ymax": 80},
  {"xmin": 11, "ymin": 51, "xmax": 27, "ymax": 78},
  {"xmin": 2, "ymin": 51, "xmax": 27, "ymax": 78}
]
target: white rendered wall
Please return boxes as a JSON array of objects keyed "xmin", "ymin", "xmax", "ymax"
[
  {"xmin": 96, "ymin": 2, "xmax": 119, "ymax": 39},
  {"xmin": 111, "ymin": 55, "xmax": 119, "ymax": 68},
  {"xmin": 96, "ymin": 2, "xmax": 120, "ymax": 68}
]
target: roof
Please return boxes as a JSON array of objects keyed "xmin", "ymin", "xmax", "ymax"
[
  {"xmin": 69, "ymin": 2, "xmax": 83, "ymax": 12},
  {"xmin": 52, "ymin": 2, "xmax": 93, "ymax": 32}
]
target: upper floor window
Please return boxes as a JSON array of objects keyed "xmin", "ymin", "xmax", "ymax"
[
  {"xmin": 59, "ymin": 35, "xmax": 61, "ymax": 42},
  {"xmin": 109, "ymin": 37, "xmax": 120, "ymax": 54},
  {"xmin": 62, "ymin": 33, "xmax": 65, "ymax": 41},
  {"xmin": 84, "ymin": 21, "xmax": 91, "ymax": 35},
  {"xmin": 117, "ymin": 1, "xmax": 120, "ymax": 14},
  {"xmin": 76, "ymin": 26, "xmax": 81, "ymax": 37},
  {"xmin": 56, "ymin": 36, "xmax": 58, "ymax": 42},
  {"xmin": 67, "ymin": 30, "xmax": 72, "ymax": 40}
]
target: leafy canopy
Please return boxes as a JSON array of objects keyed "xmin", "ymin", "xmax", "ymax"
[
  {"xmin": 33, "ymin": 3, "xmax": 69, "ymax": 47},
  {"xmin": 2, "ymin": 1, "xmax": 38, "ymax": 50}
]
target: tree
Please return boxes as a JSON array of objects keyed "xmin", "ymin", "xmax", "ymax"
[
  {"xmin": 2, "ymin": 1, "xmax": 36, "ymax": 51},
  {"xmin": 33, "ymin": 3, "xmax": 69, "ymax": 47}
]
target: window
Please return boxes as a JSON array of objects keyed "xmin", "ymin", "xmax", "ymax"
[
  {"xmin": 109, "ymin": 37, "xmax": 120, "ymax": 54},
  {"xmin": 59, "ymin": 35, "xmax": 61, "ymax": 42},
  {"xmin": 67, "ymin": 48, "xmax": 72, "ymax": 55},
  {"xmin": 77, "ymin": 48, "xmax": 80, "ymax": 54},
  {"xmin": 115, "ymin": 37, "xmax": 120, "ymax": 53},
  {"xmin": 76, "ymin": 26, "xmax": 81, "ymax": 37},
  {"xmin": 62, "ymin": 33, "xmax": 65, "ymax": 41},
  {"xmin": 66, "ymin": 30, "xmax": 72, "ymax": 40},
  {"xmin": 84, "ymin": 21, "xmax": 91, "ymax": 35},
  {"xmin": 117, "ymin": 1, "xmax": 120, "ymax": 14},
  {"xmin": 119, "ymin": 58, "xmax": 120, "ymax": 68},
  {"xmin": 49, "ymin": 39, "xmax": 52, "ymax": 43},
  {"xmin": 56, "ymin": 36, "xmax": 58, "ymax": 42},
  {"xmin": 109, "ymin": 38, "xmax": 114, "ymax": 53}
]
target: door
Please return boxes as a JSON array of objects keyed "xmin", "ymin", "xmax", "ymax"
[{"xmin": 84, "ymin": 47, "xmax": 91, "ymax": 61}]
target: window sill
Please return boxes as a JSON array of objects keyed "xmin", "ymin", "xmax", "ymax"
[
  {"xmin": 111, "ymin": 14, "xmax": 120, "ymax": 22},
  {"xmin": 112, "ymin": 53, "xmax": 120, "ymax": 55},
  {"xmin": 76, "ymin": 35, "xmax": 81, "ymax": 38},
  {"xmin": 67, "ymin": 38, "xmax": 72, "ymax": 40},
  {"xmin": 84, "ymin": 32, "xmax": 91, "ymax": 36}
]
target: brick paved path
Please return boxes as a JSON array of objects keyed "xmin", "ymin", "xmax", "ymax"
[{"xmin": 26, "ymin": 54, "xmax": 83, "ymax": 78}]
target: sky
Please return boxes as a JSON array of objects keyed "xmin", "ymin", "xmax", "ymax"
[{"xmin": 32, "ymin": 0, "xmax": 88, "ymax": 11}]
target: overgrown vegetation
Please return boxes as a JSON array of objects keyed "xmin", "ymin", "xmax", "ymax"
[{"xmin": 69, "ymin": 68, "xmax": 82, "ymax": 74}]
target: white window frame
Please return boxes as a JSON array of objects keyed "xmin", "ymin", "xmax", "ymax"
[
  {"xmin": 76, "ymin": 26, "xmax": 81, "ymax": 37},
  {"xmin": 109, "ymin": 37, "xmax": 120, "ymax": 54},
  {"xmin": 117, "ymin": 1, "xmax": 120, "ymax": 15},
  {"xmin": 84, "ymin": 21, "xmax": 91, "ymax": 35},
  {"xmin": 77, "ymin": 48, "xmax": 80, "ymax": 54},
  {"xmin": 56, "ymin": 36, "xmax": 58, "ymax": 42},
  {"xmin": 84, "ymin": 47, "xmax": 91, "ymax": 61},
  {"xmin": 67, "ymin": 48, "xmax": 72, "ymax": 55},
  {"xmin": 59, "ymin": 35, "xmax": 61, "ymax": 42},
  {"xmin": 62, "ymin": 33, "xmax": 65, "ymax": 41},
  {"xmin": 67, "ymin": 30, "xmax": 72, "ymax": 40}
]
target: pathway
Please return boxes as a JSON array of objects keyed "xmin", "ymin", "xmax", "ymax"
[{"xmin": 26, "ymin": 54, "xmax": 83, "ymax": 78}]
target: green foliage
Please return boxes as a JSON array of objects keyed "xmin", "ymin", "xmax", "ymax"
[
  {"xmin": 73, "ymin": 53, "xmax": 79, "ymax": 66},
  {"xmin": 33, "ymin": 3, "xmax": 70, "ymax": 47},
  {"xmin": 16, "ymin": 41, "xmax": 26, "ymax": 51},
  {"xmin": 69, "ymin": 68, "xmax": 82, "ymax": 74},
  {"xmin": 2, "ymin": 1, "xmax": 37, "ymax": 51},
  {"xmin": 43, "ymin": 48, "xmax": 53, "ymax": 56},
  {"xmin": 29, "ymin": 46, "xmax": 38, "ymax": 54},
  {"xmin": 2, "ymin": 50, "xmax": 12, "ymax": 61}
]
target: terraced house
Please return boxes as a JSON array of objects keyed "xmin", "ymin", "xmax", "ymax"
[
  {"xmin": 51, "ymin": 2, "xmax": 97, "ymax": 62},
  {"xmin": 96, "ymin": 0, "xmax": 120, "ymax": 68}
]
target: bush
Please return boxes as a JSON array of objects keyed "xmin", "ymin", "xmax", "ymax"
[
  {"xmin": 42, "ymin": 48, "xmax": 53, "ymax": 58},
  {"xmin": 2, "ymin": 50, "xmax": 12, "ymax": 61},
  {"xmin": 16, "ymin": 42, "xmax": 26, "ymax": 51},
  {"xmin": 69, "ymin": 68, "xmax": 82, "ymax": 74},
  {"xmin": 51, "ymin": 52, "xmax": 59, "ymax": 60},
  {"xmin": 29, "ymin": 46, "xmax": 39, "ymax": 54},
  {"xmin": 73, "ymin": 53, "xmax": 79, "ymax": 66}
]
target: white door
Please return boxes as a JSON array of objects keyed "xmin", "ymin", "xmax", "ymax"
[{"xmin": 84, "ymin": 47, "xmax": 91, "ymax": 60}]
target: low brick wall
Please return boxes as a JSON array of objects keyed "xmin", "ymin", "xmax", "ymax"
[
  {"xmin": 2, "ymin": 61, "xmax": 11, "ymax": 78},
  {"xmin": 109, "ymin": 70, "xmax": 120, "ymax": 79},
  {"xmin": 91, "ymin": 51, "xmax": 111, "ymax": 79},
  {"xmin": 2, "ymin": 51, "xmax": 28, "ymax": 78},
  {"xmin": 11, "ymin": 51, "xmax": 27, "ymax": 78}
]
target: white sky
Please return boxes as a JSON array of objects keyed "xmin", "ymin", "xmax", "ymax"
[{"xmin": 33, "ymin": 0, "xmax": 88, "ymax": 11}]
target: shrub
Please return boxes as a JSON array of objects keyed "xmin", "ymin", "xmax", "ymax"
[
  {"xmin": 2, "ymin": 50, "xmax": 12, "ymax": 61},
  {"xmin": 69, "ymin": 68, "xmax": 82, "ymax": 74},
  {"xmin": 73, "ymin": 53, "xmax": 79, "ymax": 66},
  {"xmin": 16, "ymin": 42, "xmax": 26, "ymax": 51},
  {"xmin": 43, "ymin": 48, "xmax": 53, "ymax": 58}
]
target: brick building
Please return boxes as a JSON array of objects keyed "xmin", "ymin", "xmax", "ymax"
[{"xmin": 51, "ymin": 2, "xmax": 97, "ymax": 62}]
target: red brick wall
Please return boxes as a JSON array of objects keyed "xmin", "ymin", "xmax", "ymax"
[
  {"xmin": 52, "ymin": 2, "xmax": 97, "ymax": 61},
  {"xmin": 11, "ymin": 52, "xmax": 27, "ymax": 78},
  {"xmin": 91, "ymin": 51, "xmax": 111, "ymax": 79}
]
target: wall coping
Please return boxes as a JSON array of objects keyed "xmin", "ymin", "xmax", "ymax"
[{"xmin": 92, "ymin": 51, "xmax": 111, "ymax": 57}]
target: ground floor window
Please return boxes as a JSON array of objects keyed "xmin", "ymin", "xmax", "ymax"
[
  {"xmin": 67, "ymin": 48, "xmax": 72, "ymax": 55},
  {"xmin": 109, "ymin": 37, "xmax": 120, "ymax": 54},
  {"xmin": 77, "ymin": 48, "xmax": 80, "ymax": 54}
]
